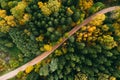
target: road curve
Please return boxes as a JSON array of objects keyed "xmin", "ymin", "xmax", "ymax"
[{"xmin": 0, "ymin": 6, "xmax": 120, "ymax": 80}]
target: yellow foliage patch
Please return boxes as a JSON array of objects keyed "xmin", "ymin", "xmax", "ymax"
[
  {"xmin": 25, "ymin": 65, "xmax": 34, "ymax": 74},
  {"xmin": 44, "ymin": 44, "xmax": 52, "ymax": 51}
]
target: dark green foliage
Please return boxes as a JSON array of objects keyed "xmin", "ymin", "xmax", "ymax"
[
  {"xmin": 49, "ymin": 58, "xmax": 58, "ymax": 72},
  {"xmin": 25, "ymin": 2, "xmax": 84, "ymax": 43},
  {"xmin": 69, "ymin": 36, "xmax": 75, "ymax": 43},
  {"xmin": 112, "ymin": 70, "xmax": 120, "ymax": 77},
  {"xmin": 26, "ymin": 71, "xmax": 41, "ymax": 80},
  {"xmin": 76, "ymin": 42, "xmax": 85, "ymax": 50},
  {"xmin": 85, "ymin": 59, "xmax": 92, "ymax": 66},
  {"xmin": 66, "ymin": 17, "xmax": 73, "ymax": 25},
  {"xmin": 104, "ymin": 51, "xmax": 113, "ymax": 57},
  {"xmin": 88, "ymin": 2, "xmax": 105, "ymax": 14},
  {"xmin": 0, "ymin": 32, "xmax": 16, "ymax": 53},
  {"xmin": 39, "ymin": 64, "xmax": 49, "ymax": 76},
  {"xmin": 93, "ymin": 45, "xmax": 102, "ymax": 53},
  {"xmin": 9, "ymin": 28, "xmax": 40, "ymax": 57},
  {"xmin": 37, "ymin": 39, "xmax": 120, "ymax": 80},
  {"xmin": 72, "ymin": 11, "xmax": 81, "ymax": 22}
]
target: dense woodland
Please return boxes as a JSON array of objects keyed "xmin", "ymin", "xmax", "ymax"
[{"xmin": 0, "ymin": 0, "xmax": 120, "ymax": 80}]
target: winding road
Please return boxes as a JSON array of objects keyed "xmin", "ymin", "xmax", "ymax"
[{"xmin": 0, "ymin": 6, "xmax": 120, "ymax": 80}]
